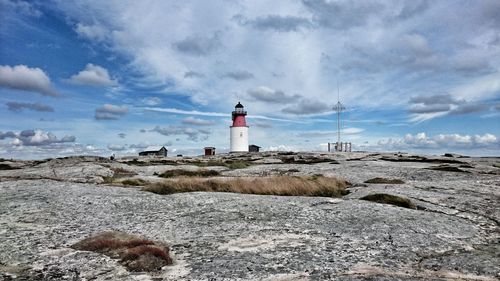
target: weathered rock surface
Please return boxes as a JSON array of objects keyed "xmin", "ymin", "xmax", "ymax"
[{"xmin": 0, "ymin": 152, "xmax": 499, "ymax": 280}]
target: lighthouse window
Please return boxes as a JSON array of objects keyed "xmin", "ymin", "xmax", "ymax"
[{"xmin": 240, "ymin": 132, "xmax": 243, "ymax": 137}]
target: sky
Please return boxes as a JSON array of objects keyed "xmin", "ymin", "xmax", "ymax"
[{"xmin": 0, "ymin": 0, "xmax": 499, "ymax": 159}]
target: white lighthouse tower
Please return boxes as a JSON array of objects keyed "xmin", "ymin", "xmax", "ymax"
[{"xmin": 230, "ymin": 102, "xmax": 249, "ymax": 152}]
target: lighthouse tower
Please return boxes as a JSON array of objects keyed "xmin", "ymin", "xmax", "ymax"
[{"xmin": 230, "ymin": 102, "xmax": 249, "ymax": 152}]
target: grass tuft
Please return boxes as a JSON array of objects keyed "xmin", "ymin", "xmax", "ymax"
[
  {"xmin": 159, "ymin": 169, "xmax": 220, "ymax": 178},
  {"xmin": 364, "ymin": 177, "xmax": 405, "ymax": 184},
  {"xmin": 71, "ymin": 231, "xmax": 172, "ymax": 272},
  {"xmin": 360, "ymin": 193, "xmax": 415, "ymax": 209},
  {"xmin": 143, "ymin": 176, "xmax": 350, "ymax": 197}
]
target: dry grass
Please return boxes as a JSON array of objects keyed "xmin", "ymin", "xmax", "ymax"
[
  {"xmin": 364, "ymin": 177, "xmax": 405, "ymax": 184},
  {"xmin": 143, "ymin": 175, "xmax": 350, "ymax": 197},
  {"xmin": 159, "ymin": 169, "xmax": 220, "ymax": 178},
  {"xmin": 360, "ymin": 193, "xmax": 416, "ymax": 209},
  {"xmin": 111, "ymin": 167, "xmax": 137, "ymax": 177},
  {"xmin": 71, "ymin": 231, "xmax": 172, "ymax": 272},
  {"xmin": 121, "ymin": 178, "xmax": 149, "ymax": 186}
]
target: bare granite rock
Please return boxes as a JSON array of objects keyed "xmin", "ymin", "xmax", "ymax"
[{"xmin": 0, "ymin": 152, "xmax": 499, "ymax": 280}]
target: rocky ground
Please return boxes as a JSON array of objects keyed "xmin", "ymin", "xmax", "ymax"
[{"xmin": 0, "ymin": 152, "xmax": 499, "ymax": 280}]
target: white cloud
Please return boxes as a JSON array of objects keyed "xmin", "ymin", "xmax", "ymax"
[
  {"xmin": 296, "ymin": 128, "xmax": 364, "ymax": 138},
  {"xmin": 182, "ymin": 116, "xmax": 215, "ymax": 126},
  {"xmin": 6, "ymin": 101, "xmax": 54, "ymax": 112},
  {"xmin": 151, "ymin": 125, "xmax": 210, "ymax": 141},
  {"xmin": 75, "ymin": 23, "xmax": 108, "ymax": 42},
  {"xmin": 141, "ymin": 97, "xmax": 162, "ymax": 106},
  {"xmin": 95, "ymin": 104, "xmax": 128, "ymax": 120},
  {"xmin": 144, "ymin": 107, "xmax": 304, "ymax": 123},
  {"xmin": 0, "ymin": 129, "xmax": 76, "ymax": 146},
  {"xmin": 51, "ymin": 1, "xmax": 500, "ymax": 119},
  {"xmin": 0, "ymin": 0, "xmax": 41, "ymax": 17},
  {"xmin": 452, "ymin": 72, "xmax": 500, "ymax": 102},
  {"xmin": 0, "ymin": 65, "xmax": 60, "ymax": 96},
  {"xmin": 107, "ymin": 144, "xmax": 127, "ymax": 151},
  {"xmin": 69, "ymin": 64, "xmax": 117, "ymax": 86},
  {"xmin": 234, "ymin": 14, "xmax": 312, "ymax": 32},
  {"xmin": 361, "ymin": 132, "xmax": 499, "ymax": 153},
  {"xmin": 282, "ymin": 99, "xmax": 331, "ymax": 115},
  {"xmin": 247, "ymin": 86, "xmax": 299, "ymax": 103}
]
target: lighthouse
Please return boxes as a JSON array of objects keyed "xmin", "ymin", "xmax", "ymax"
[{"xmin": 230, "ymin": 102, "xmax": 249, "ymax": 152}]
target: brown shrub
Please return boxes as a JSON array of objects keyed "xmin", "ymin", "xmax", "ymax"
[
  {"xmin": 122, "ymin": 239, "xmax": 155, "ymax": 248},
  {"xmin": 121, "ymin": 245, "xmax": 172, "ymax": 271},
  {"xmin": 70, "ymin": 231, "xmax": 172, "ymax": 272},
  {"xmin": 143, "ymin": 176, "xmax": 350, "ymax": 197},
  {"xmin": 364, "ymin": 177, "xmax": 405, "ymax": 184}
]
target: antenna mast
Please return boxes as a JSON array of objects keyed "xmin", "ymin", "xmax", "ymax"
[{"xmin": 333, "ymin": 80, "xmax": 345, "ymax": 144}]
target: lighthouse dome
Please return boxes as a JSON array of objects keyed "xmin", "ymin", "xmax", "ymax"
[{"xmin": 235, "ymin": 102, "xmax": 244, "ymax": 108}]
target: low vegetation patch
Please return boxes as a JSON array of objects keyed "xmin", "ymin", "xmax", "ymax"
[
  {"xmin": 381, "ymin": 156, "xmax": 464, "ymax": 164},
  {"xmin": 279, "ymin": 156, "xmax": 332, "ymax": 164},
  {"xmin": 159, "ymin": 169, "xmax": 220, "ymax": 178},
  {"xmin": 143, "ymin": 175, "xmax": 350, "ymax": 197},
  {"xmin": 71, "ymin": 231, "xmax": 172, "ymax": 272},
  {"xmin": 112, "ymin": 167, "xmax": 137, "ymax": 176},
  {"xmin": 360, "ymin": 193, "xmax": 416, "ymax": 209},
  {"xmin": 0, "ymin": 163, "xmax": 18, "ymax": 170},
  {"xmin": 187, "ymin": 159, "xmax": 251, "ymax": 169},
  {"xmin": 426, "ymin": 165, "xmax": 470, "ymax": 173},
  {"xmin": 364, "ymin": 177, "xmax": 405, "ymax": 184},
  {"xmin": 226, "ymin": 160, "xmax": 251, "ymax": 169},
  {"xmin": 121, "ymin": 178, "xmax": 149, "ymax": 186},
  {"xmin": 125, "ymin": 159, "xmax": 179, "ymax": 166}
]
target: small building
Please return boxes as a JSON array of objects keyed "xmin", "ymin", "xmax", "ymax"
[
  {"xmin": 139, "ymin": 146, "xmax": 168, "ymax": 157},
  {"xmin": 328, "ymin": 142, "xmax": 351, "ymax": 152},
  {"xmin": 204, "ymin": 147, "xmax": 216, "ymax": 156},
  {"xmin": 249, "ymin": 144, "xmax": 261, "ymax": 153}
]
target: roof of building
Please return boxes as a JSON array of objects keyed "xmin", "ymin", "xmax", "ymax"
[
  {"xmin": 204, "ymin": 147, "xmax": 216, "ymax": 149},
  {"xmin": 249, "ymin": 144, "xmax": 261, "ymax": 148},
  {"xmin": 235, "ymin": 102, "xmax": 244, "ymax": 108},
  {"xmin": 143, "ymin": 146, "xmax": 167, "ymax": 151}
]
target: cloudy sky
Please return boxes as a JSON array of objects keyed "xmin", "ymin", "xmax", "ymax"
[{"xmin": 1, "ymin": 0, "xmax": 499, "ymax": 159}]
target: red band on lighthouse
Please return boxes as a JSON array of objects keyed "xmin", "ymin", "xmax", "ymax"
[
  {"xmin": 231, "ymin": 102, "xmax": 247, "ymax": 127},
  {"xmin": 232, "ymin": 115, "xmax": 246, "ymax": 127}
]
